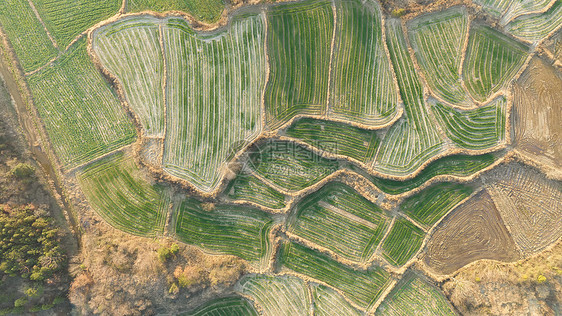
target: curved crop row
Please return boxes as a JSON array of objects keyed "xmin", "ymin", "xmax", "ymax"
[
  {"xmin": 408, "ymin": 7, "xmax": 470, "ymax": 106},
  {"xmin": 380, "ymin": 217, "xmax": 425, "ymax": 266},
  {"xmin": 287, "ymin": 182, "xmax": 389, "ymax": 263},
  {"xmin": 174, "ymin": 198, "xmax": 273, "ymax": 266},
  {"xmin": 0, "ymin": 0, "xmax": 58, "ymax": 72},
  {"xmin": 264, "ymin": 0, "xmax": 334, "ymax": 128},
  {"xmin": 93, "ymin": 17, "xmax": 165, "ymax": 137},
  {"xmin": 237, "ymin": 274, "xmax": 311, "ymax": 316},
  {"xmin": 462, "ymin": 25, "xmax": 528, "ymax": 102},
  {"xmin": 77, "ymin": 152, "xmax": 168, "ymax": 236},
  {"xmin": 373, "ymin": 19, "xmax": 443, "ymax": 176},
  {"xmin": 375, "ymin": 272, "xmax": 456, "ymax": 316},
  {"xmin": 506, "ymin": 0, "xmax": 562, "ymax": 42},
  {"xmin": 329, "ymin": 0, "xmax": 399, "ymax": 126},
  {"xmin": 285, "ymin": 117, "xmax": 379, "ymax": 163},
  {"xmin": 431, "ymin": 96, "xmax": 507, "ymax": 150},
  {"xmin": 28, "ymin": 38, "xmax": 136, "ymax": 168},
  {"xmin": 225, "ymin": 172, "xmax": 286, "ymax": 210},
  {"xmin": 474, "ymin": 0, "xmax": 551, "ymax": 25},
  {"xmin": 311, "ymin": 284, "xmax": 362, "ymax": 316},
  {"xmin": 249, "ymin": 140, "xmax": 339, "ymax": 192},
  {"xmin": 353, "ymin": 153, "xmax": 495, "ymax": 195},
  {"xmin": 161, "ymin": 14, "xmax": 266, "ymax": 192},
  {"xmin": 279, "ymin": 241, "xmax": 392, "ymax": 310},
  {"xmin": 184, "ymin": 296, "xmax": 258, "ymax": 316},
  {"xmin": 400, "ymin": 182, "xmax": 473, "ymax": 228}
]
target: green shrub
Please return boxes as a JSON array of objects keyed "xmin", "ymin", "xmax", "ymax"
[
  {"xmin": 14, "ymin": 297, "xmax": 28, "ymax": 308},
  {"xmin": 9, "ymin": 163, "xmax": 35, "ymax": 179}
]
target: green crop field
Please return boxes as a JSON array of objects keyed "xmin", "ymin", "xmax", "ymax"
[
  {"xmin": 354, "ymin": 153, "xmax": 496, "ymax": 195},
  {"xmin": 311, "ymin": 284, "xmax": 362, "ymax": 316},
  {"xmin": 237, "ymin": 275, "xmax": 311, "ymax": 316},
  {"xmin": 279, "ymin": 241, "xmax": 392, "ymax": 310},
  {"xmin": 185, "ymin": 296, "xmax": 258, "ymax": 316},
  {"xmin": 474, "ymin": 0, "xmax": 552, "ymax": 25},
  {"xmin": 0, "ymin": 0, "xmax": 58, "ymax": 72},
  {"xmin": 463, "ymin": 25, "xmax": 528, "ymax": 102},
  {"xmin": 287, "ymin": 182, "xmax": 389, "ymax": 263},
  {"xmin": 264, "ymin": 0, "xmax": 334, "ymax": 128},
  {"xmin": 27, "ymin": 38, "xmax": 136, "ymax": 168},
  {"xmin": 376, "ymin": 272, "xmax": 456, "ymax": 315},
  {"xmin": 161, "ymin": 15, "xmax": 266, "ymax": 193},
  {"xmin": 93, "ymin": 17, "xmax": 165, "ymax": 137},
  {"xmin": 380, "ymin": 217, "xmax": 425, "ymax": 266},
  {"xmin": 373, "ymin": 18, "xmax": 443, "ymax": 176},
  {"xmin": 174, "ymin": 198, "xmax": 273, "ymax": 266},
  {"xmin": 225, "ymin": 172, "xmax": 287, "ymax": 210},
  {"xmin": 329, "ymin": 0, "xmax": 399, "ymax": 126},
  {"xmin": 506, "ymin": 0, "xmax": 562, "ymax": 42},
  {"xmin": 408, "ymin": 7, "xmax": 470, "ymax": 106},
  {"xmin": 285, "ymin": 117, "xmax": 379, "ymax": 163},
  {"xmin": 249, "ymin": 140, "xmax": 339, "ymax": 192},
  {"xmin": 77, "ymin": 152, "xmax": 169, "ymax": 236},
  {"xmin": 432, "ymin": 96, "xmax": 506, "ymax": 150},
  {"xmin": 400, "ymin": 182, "xmax": 473, "ymax": 228},
  {"xmin": 32, "ymin": 0, "xmax": 121, "ymax": 48},
  {"xmin": 128, "ymin": 0, "xmax": 225, "ymax": 23}
]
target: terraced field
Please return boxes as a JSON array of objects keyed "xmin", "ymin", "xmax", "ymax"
[
  {"xmin": 408, "ymin": 6, "xmax": 470, "ymax": 107},
  {"xmin": 311, "ymin": 284, "xmax": 362, "ymax": 316},
  {"xmin": 248, "ymin": 140, "xmax": 339, "ymax": 192},
  {"xmin": 375, "ymin": 272, "xmax": 456, "ymax": 315},
  {"xmin": 279, "ymin": 241, "xmax": 392, "ymax": 310},
  {"xmin": 506, "ymin": 0, "xmax": 562, "ymax": 42},
  {"xmin": 128, "ymin": 0, "xmax": 225, "ymax": 23},
  {"xmin": 474, "ymin": 0, "xmax": 552, "ymax": 25},
  {"xmin": 28, "ymin": 38, "xmax": 136, "ymax": 168},
  {"xmin": 237, "ymin": 275, "xmax": 311, "ymax": 316},
  {"xmin": 264, "ymin": 0, "xmax": 334, "ymax": 127},
  {"xmin": 380, "ymin": 217, "xmax": 425, "ymax": 266},
  {"xmin": 329, "ymin": 0, "xmax": 399, "ymax": 126},
  {"xmin": 77, "ymin": 152, "xmax": 169, "ymax": 236},
  {"xmin": 287, "ymin": 182, "xmax": 389, "ymax": 263},
  {"xmin": 463, "ymin": 25, "xmax": 529, "ymax": 102},
  {"xmin": 0, "ymin": 0, "xmax": 59, "ymax": 72},
  {"xmin": 374, "ymin": 18, "xmax": 443, "ymax": 176},
  {"xmin": 431, "ymin": 96, "xmax": 507, "ymax": 150},
  {"xmin": 185, "ymin": 296, "xmax": 258, "ymax": 316},
  {"xmin": 174, "ymin": 198, "xmax": 274, "ymax": 267},
  {"xmin": 225, "ymin": 172, "xmax": 287, "ymax": 210},
  {"xmin": 32, "ymin": 0, "xmax": 121, "ymax": 48}
]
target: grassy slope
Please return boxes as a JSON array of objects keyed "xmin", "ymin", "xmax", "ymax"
[{"xmin": 128, "ymin": 0, "xmax": 225, "ymax": 23}]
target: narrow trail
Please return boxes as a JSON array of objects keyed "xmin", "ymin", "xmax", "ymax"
[{"xmin": 27, "ymin": 0, "xmax": 59, "ymax": 49}]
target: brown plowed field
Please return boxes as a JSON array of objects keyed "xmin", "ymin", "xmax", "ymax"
[{"xmin": 423, "ymin": 190, "xmax": 520, "ymax": 275}]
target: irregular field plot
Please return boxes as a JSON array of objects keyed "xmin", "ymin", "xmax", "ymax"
[
  {"xmin": 264, "ymin": 0, "xmax": 333, "ymax": 127},
  {"xmin": 280, "ymin": 241, "xmax": 391, "ymax": 310},
  {"xmin": 513, "ymin": 57, "xmax": 562, "ymax": 172},
  {"xmin": 408, "ymin": 6, "xmax": 470, "ymax": 106},
  {"xmin": 474, "ymin": 0, "xmax": 551, "ymax": 24},
  {"xmin": 93, "ymin": 16, "xmax": 165, "ymax": 137},
  {"xmin": 311, "ymin": 284, "xmax": 362, "ymax": 316},
  {"xmin": 33, "ymin": 0, "xmax": 121, "ymax": 48},
  {"xmin": 127, "ymin": 0, "xmax": 224, "ymax": 23},
  {"xmin": 249, "ymin": 140, "xmax": 339, "ymax": 192},
  {"xmin": 431, "ymin": 96, "xmax": 506, "ymax": 150},
  {"xmin": 226, "ymin": 172, "xmax": 286, "ymax": 210},
  {"xmin": 285, "ymin": 117, "xmax": 379, "ymax": 163},
  {"xmin": 375, "ymin": 272, "xmax": 456, "ymax": 316},
  {"xmin": 485, "ymin": 163, "xmax": 562, "ymax": 255},
  {"xmin": 184, "ymin": 296, "xmax": 258, "ymax": 316},
  {"xmin": 400, "ymin": 182, "xmax": 473, "ymax": 228},
  {"xmin": 161, "ymin": 15, "xmax": 266, "ymax": 192},
  {"xmin": 77, "ymin": 152, "xmax": 168, "ymax": 236},
  {"xmin": 287, "ymin": 182, "xmax": 389, "ymax": 263},
  {"xmin": 0, "ymin": 0, "xmax": 58, "ymax": 72},
  {"xmin": 462, "ymin": 25, "xmax": 528, "ymax": 102},
  {"xmin": 353, "ymin": 153, "xmax": 495, "ymax": 195},
  {"xmin": 506, "ymin": 0, "xmax": 562, "ymax": 42},
  {"xmin": 381, "ymin": 217, "xmax": 425, "ymax": 266},
  {"xmin": 374, "ymin": 18, "xmax": 442, "ymax": 176},
  {"xmin": 174, "ymin": 198, "xmax": 273, "ymax": 265},
  {"xmin": 423, "ymin": 190, "xmax": 520, "ymax": 274},
  {"xmin": 28, "ymin": 38, "xmax": 136, "ymax": 168},
  {"xmin": 329, "ymin": 0, "xmax": 399, "ymax": 126},
  {"xmin": 237, "ymin": 274, "xmax": 310, "ymax": 316}
]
